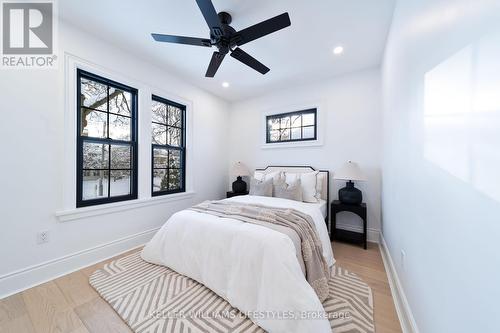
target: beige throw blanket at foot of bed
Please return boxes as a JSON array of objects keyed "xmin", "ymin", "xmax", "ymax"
[{"xmin": 190, "ymin": 201, "xmax": 330, "ymax": 302}]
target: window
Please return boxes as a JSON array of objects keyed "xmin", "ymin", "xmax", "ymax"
[
  {"xmin": 76, "ymin": 70, "xmax": 138, "ymax": 207},
  {"xmin": 151, "ymin": 95, "xmax": 186, "ymax": 196},
  {"xmin": 266, "ymin": 109, "xmax": 317, "ymax": 143}
]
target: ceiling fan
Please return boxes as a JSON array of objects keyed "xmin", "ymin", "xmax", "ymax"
[{"xmin": 151, "ymin": 0, "xmax": 291, "ymax": 78}]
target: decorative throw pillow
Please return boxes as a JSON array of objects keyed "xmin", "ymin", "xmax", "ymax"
[
  {"xmin": 249, "ymin": 178, "xmax": 273, "ymax": 197},
  {"xmin": 274, "ymin": 179, "xmax": 303, "ymax": 202},
  {"xmin": 254, "ymin": 171, "xmax": 282, "ymax": 185},
  {"xmin": 253, "ymin": 171, "xmax": 265, "ymax": 181},
  {"xmin": 315, "ymin": 173, "xmax": 326, "ymax": 200},
  {"xmin": 284, "ymin": 171, "xmax": 320, "ymax": 203},
  {"xmin": 300, "ymin": 171, "xmax": 320, "ymax": 203},
  {"xmin": 284, "ymin": 172, "xmax": 299, "ymax": 185}
]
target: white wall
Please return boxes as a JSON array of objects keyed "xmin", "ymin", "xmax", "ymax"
[
  {"xmin": 0, "ymin": 21, "xmax": 229, "ymax": 297},
  {"xmin": 382, "ymin": 1, "xmax": 500, "ymax": 332},
  {"xmin": 228, "ymin": 68, "xmax": 383, "ymax": 237}
]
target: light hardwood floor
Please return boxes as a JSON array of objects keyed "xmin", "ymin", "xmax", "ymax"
[
  {"xmin": 332, "ymin": 242, "xmax": 402, "ymax": 333},
  {"xmin": 0, "ymin": 242, "xmax": 402, "ymax": 333}
]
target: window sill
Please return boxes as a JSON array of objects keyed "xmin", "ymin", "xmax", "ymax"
[
  {"xmin": 261, "ymin": 140, "xmax": 323, "ymax": 150},
  {"xmin": 56, "ymin": 191, "xmax": 196, "ymax": 222}
]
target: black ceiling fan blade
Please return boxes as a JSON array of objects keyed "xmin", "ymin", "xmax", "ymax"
[
  {"xmin": 232, "ymin": 12, "xmax": 291, "ymax": 46},
  {"xmin": 205, "ymin": 51, "xmax": 226, "ymax": 77},
  {"xmin": 195, "ymin": 0, "xmax": 224, "ymax": 37},
  {"xmin": 230, "ymin": 48, "xmax": 270, "ymax": 74},
  {"xmin": 151, "ymin": 33, "xmax": 212, "ymax": 47}
]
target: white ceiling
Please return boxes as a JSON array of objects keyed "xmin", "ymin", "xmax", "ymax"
[{"xmin": 60, "ymin": 0, "xmax": 395, "ymax": 102}]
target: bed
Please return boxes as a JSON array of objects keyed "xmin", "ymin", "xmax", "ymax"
[{"xmin": 142, "ymin": 166, "xmax": 334, "ymax": 333}]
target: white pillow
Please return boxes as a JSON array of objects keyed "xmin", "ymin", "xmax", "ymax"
[
  {"xmin": 274, "ymin": 179, "xmax": 303, "ymax": 202},
  {"xmin": 254, "ymin": 171, "xmax": 282, "ymax": 185},
  {"xmin": 284, "ymin": 172, "xmax": 299, "ymax": 185},
  {"xmin": 315, "ymin": 173, "xmax": 325, "ymax": 200},
  {"xmin": 300, "ymin": 171, "xmax": 320, "ymax": 203},
  {"xmin": 254, "ymin": 171, "xmax": 265, "ymax": 181},
  {"xmin": 284, "ymin": 171, "xmax": 319, "ymax": 203},
  {"xmin": 249, "ymin": 178, "xmax": 273, "ymax": 197}
]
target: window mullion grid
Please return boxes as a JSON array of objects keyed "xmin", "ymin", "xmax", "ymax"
[
  {"xmin": 106, "ymin": 85, "xmax": 111, "ymax": 199},
  {"xmin": 279, "ymin": 116, "xmax": 283, "ymax": 141},
  {"xmin": 83, "ymin": 168, "xmax": 130, "ymax": 171},
  {"xmin": 266, "ymin": 119, "xmax": 270, "ymax": 143},
  {"xmin": 109, "ymin": 111, "xmax": 131, "ymax": 119},
  {"xmin": 167, "ymin": 149, "xmax": 170, "ymax": 192},
  {"xmin": 309, "ymin": 110, "xmax": 316, "ymax": 139},
  {"xmin": 81, "ymin": 136, "xmax": 132, "ymax": 146},
  {"xmin": 107, "ymin": 145, "xmax": 111, "ymax": 198},
  {"xmin": 287, "ymin": 118, "xmax": 291, "ymax": 139},
  {"xmin": 166, "ymin": 125, "xmax": 170, "ymax": 147},
  {"xmin": 283, "ymin": 116, "xmax": 286, "ymax": 140},
  {"xmin": 106, "ymin": 85, "xmax": 110, "ymax": 140},
  {"xmin": 183, "ymin": 107, "xmax": 186, "ymax": 146},
  {"xmin": 166, "ymin": 104, "xmax": 169, "ymax": 129},
  {"xmin": 183, "ymin": 146, "xmax": 186, "ymax": 190},
  {"xmin": 152, "ymin": 121, "xmax": 169, "ymax": 127},
  {"xmin": 300, "ymin": 114, "xmax": 304, "ymax": 140}
]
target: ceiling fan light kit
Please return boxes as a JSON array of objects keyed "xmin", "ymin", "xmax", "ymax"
[{"xmin": 151, "ymin": 0, "xmax": 291, "ymax": 78}]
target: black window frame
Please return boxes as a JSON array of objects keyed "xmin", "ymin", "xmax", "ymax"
[
  {"xmin": 266, "ymin": 108, "xmax": 317, "ymax": 144},
  {"xmin": 151, "ymin": 95, "xmax": 186, "ymax": 197},
  {"xmin": 76, "ymin": 69, "xmax": 138, "ymax": 208}
]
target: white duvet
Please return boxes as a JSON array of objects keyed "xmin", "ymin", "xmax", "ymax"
[{"xmin": 142, "ymin": 195, "xmax": 335, "ymax": 333}]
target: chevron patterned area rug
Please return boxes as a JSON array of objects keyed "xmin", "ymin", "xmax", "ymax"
[{"xmin": 89, "ymin": 251, "xmax": 374, "ymax": 333}]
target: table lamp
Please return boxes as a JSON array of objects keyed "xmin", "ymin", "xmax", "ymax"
[
  {"xmin": 232, "ymin": 162, "xmax": 250, "ymax": 193},
  {"xmin": 334, "ymin": 160, "xmax": 366, "ymax": 204}
]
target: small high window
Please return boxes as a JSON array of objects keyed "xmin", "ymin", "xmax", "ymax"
[{"xmin": 266, "ymin": 109, "xmax": 317, "ymax": 143}]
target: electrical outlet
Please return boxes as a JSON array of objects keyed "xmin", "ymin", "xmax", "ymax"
[
  {"xmin": 400, "ymin": 249, "xmax": 406, "ymax": 269},
  {"xmin": 37, "ymin": 230, "xmax": 50, "ymax": 244}
]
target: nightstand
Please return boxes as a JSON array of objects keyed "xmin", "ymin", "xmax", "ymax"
[
  {"xmin": 226, "ymin": 191, "xmax": 249, "ymax": 198},
  {"xmin": 331, "ymin": 200, "xmax": 367, "ymax": 249}
]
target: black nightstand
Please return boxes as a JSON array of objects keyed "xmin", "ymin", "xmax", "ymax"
[
  {"xmin": 226, "ymin": 191, "xmax": 249, "ymax": 198},
  {"xmin": 331, "ymin": 200, "xmax": 367, "ymax": 249}
]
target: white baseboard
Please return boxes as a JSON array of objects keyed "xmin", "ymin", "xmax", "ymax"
[
  {"xmin": 379, "ymin": 233, "xmax": 420, "ymax": 333},
  {"xmin": 335, "ymin": 223, "xmax": 380, "ymax": 243},
  {"xmin": 0, "ymin": 227, "xmax": 159, "ymax": 299}
]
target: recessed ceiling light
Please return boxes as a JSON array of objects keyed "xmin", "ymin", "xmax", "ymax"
[
  {"xmin": 222, "ymin": 82, "xmax": 230, "ymax": 88},
  {"xmin": 333, "ymin": 46, "xmax": 344, "ymax": 55}
]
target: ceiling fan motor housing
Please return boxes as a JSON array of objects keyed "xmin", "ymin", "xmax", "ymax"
[
  {"xmin": 218, "ymin": 11, "xmax": 232, "ymax": 25},
  {"xmin": 211, "ymin": 12, "xmax": 236, "ymax": 54}
]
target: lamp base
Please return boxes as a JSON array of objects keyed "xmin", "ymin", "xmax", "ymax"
[
  {"xmin": 232, "ymin": 176, "xmax": 247, "ymax": 193},
  {"xmin": 339, "ymin": 181, "xmax": 362, "ymax": 205}
]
